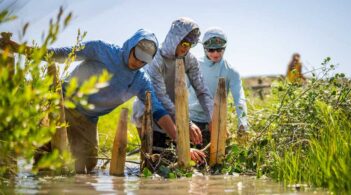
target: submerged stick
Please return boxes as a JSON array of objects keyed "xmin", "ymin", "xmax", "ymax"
[
  {"xmin": 110, "ymin": 108, "xmax": 129, "ymax": 176},
  {"xmin": 175, "ymin": 58, "xmax": 191, "ymax": 168},
  {"xmin": 210, "ymin": 78, "xmax": 227, "ymax": 166}
]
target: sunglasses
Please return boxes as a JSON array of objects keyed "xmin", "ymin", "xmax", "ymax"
[
  {"xmin": 180, "ymin": 40, "xmax": 197, "ymax": 48},
  {"xmin": 133, "ymin": 49, "xmax": 147, "ymax": 65},
  {"xmin": 206, "ymin": 48, "xmax": 225, "ymax": 53}
]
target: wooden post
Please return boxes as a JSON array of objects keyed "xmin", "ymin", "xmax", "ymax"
[
  {"xmin": 48, "ymin": 64, "xmax": 68, "ymax": 152},
  {"xmin": 140, "ymin": 91, "xmax": 153, "ymax": 171},
  {"xmin": 175, "ymin": 59, "xmax": 190, "ymax": 167},
  {"xmin": 110, "ymin": 108, "xmax": 129, "ymax": 176},
  {"xmin": 210, "ymin": 78, "xmax": 227, "ymax": 166}
]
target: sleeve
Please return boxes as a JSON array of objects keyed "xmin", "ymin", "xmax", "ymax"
[
  {"xmin": 186, "ymin": 55, "xmax": 214, "ymax": 122},
  {"xmin": 229, "ymin": 68, "xmax": 249, "ymax": 130},
  {"xmin": 146, "ymin": 53, "xmax": 176, "ymax": 118},
  {"xmin": 48, "ymin": 40, "xmax": 105, "ymax": 63},
  {"xmin": 137, "ymin": 72, "xmax": 169, "ymax": 121}
]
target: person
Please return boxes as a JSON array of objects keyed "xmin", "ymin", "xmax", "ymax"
[
  {"xmin": 286, "ymin": 53, "xmax": 305, "ymax": 83},
  {"xmin": 0, "ymin": 29, "xmax": 179, "ymax": 174},
  {"xmin": 132, "ymin": 17, "xmax": 213, "ymax": 163},
  {"xmin": 188, "ymin": 27, "xmax": 249, "ymax": 146}
]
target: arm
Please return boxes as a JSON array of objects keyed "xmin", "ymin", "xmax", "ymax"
[
  {"xmin": 49, "ymin": 40, "xmax": 106, "ymax": 63},
  {"xmin": 229, "ymin": 69, "xmax": 248, "ymax": 130},
  {"xmin": 137, "ymin": 73, "xmax": 177, "ymax": 140},
  {"xmin": 155, "ymin": 115, "xmax": 177, "ymax": 140},
  {"xmin": 146, "ymin": 53, "xmax": 176, "ymax": 118},
  {"xmin": 186, "ymin": 55, "xmax": 213, "ymax": 122},
  {"xmin": 0, "ymin": 37, "xmax": 105, "ymax": 63}
]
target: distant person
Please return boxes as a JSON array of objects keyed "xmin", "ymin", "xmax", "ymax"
[
  {"xmin": 0, "ymin": 29, "xmax": 179, "ymax": 174},
  {"xmin": 286, "ymin": 53, "xmax": 305, "ymax": 83},
  {"xmin": 188, "ymin": 27, "xmax": 249, "ymax": 146},
  {"xmin": 132, "ymin": 17, "xmax": 213, "ymax": 163}
]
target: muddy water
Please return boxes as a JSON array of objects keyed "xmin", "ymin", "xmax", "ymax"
[
  {"xmin": 2, "ymin": 172, "xmax": 326, "ymax": 194},
  {"xmin": 0, "ymin": 160, "xmax": 327, "ymax": 194}
]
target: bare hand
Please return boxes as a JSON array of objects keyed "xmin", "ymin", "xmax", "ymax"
[
  {"xmin": 190, "ymin": 148, "xmax": 206, "ymax": 164},
  {"xmin": 189, "ymin": 122, "xmax": 202, "ymax": 145}
]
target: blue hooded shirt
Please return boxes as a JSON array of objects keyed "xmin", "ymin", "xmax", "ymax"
[{"xmin": 49, "ymin": 29, "xmax": 168, "ymax": 121}]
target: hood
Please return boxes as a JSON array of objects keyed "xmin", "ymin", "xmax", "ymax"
[
  {"xmin": 160, "ymin": 17, "xmax": 199, "ymax": 59},
  {"xmin": 202, "ymin": 27, "xmax": 227, "ymax": 59},
  {"xmin": 121, "ymin": 29, "xmax": 159, "ymax": 67},
  {"xmin": 202, "ymin": 27, "xmax": 227, "ymax": 44}
]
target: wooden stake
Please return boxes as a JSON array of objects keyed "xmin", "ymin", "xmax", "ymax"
[
  {"xmin": 210, "ymin": 77, "xmax": 227, "ymax": 166},
  {"xmin": 140, "ymin": 91, "xmax": 153, "ymax": 171},
  {"xmin": 48, "ymin": 64, "xmax": 68, "ymax": 152},
  {"xmin": 175, "ymin": 58, "xmax": 190, "ymax": 167},
  {"xmin": 110, "ymin": 108, "xmax": 129, "ymax": 176}
]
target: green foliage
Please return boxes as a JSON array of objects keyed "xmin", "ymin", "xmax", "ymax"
[
  {"xmin": 0, "ymin": 8, "xmax": 75, "ymax": 177},
  {"xmin": 227, "ymin": 58, "xmax": 351, "ymax": 192},
  {"xmin": 142, "ymin": 167, "xmax": 153, "ymax": 177},
  {"xmin": 156, "ymin": 165, "xmax": 193, "ymax": 178},
  {"xmin": 0, "ymin": 9, "xmax": 17, "ymax": 23},
  {"xmin": 0, "ymin": 7, "xmax": 111, "ymax": 178}
]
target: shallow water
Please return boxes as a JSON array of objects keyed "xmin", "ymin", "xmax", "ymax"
[{"xmin": 1, "ymin": 161, "xmax": 327, "ymax": 194}]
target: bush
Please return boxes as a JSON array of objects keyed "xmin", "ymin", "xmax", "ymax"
[
  {"xmin": 225, "ymin": 58, "xmax": 351, "ymax": 192},
  {"xmin": 0, "ymin": 7, "xmax": 110, "ymax": 178}
]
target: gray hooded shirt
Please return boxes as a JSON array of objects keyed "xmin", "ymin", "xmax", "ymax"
[{"xmin": 132, "ymin": 17, "xmax": 213, "ymax": 134}]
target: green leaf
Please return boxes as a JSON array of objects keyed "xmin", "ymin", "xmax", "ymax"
[
  {"xmin": 159, "ymin": 165, "xmax": 170, "ymax": 178},
  {"xmin": 168, "ymin": 173, "xmax": 176, "ymax": 179},
  {"xmin": 143, "ymin": 167, "xmax": 152, "ymax": 177}
]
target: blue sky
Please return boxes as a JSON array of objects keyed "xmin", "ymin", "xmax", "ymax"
[{"xmin": 1, "ymin": 0, "xmax": 350, "ymax": 77}]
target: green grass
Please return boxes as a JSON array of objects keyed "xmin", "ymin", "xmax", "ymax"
[
  {"xmin": 97, "ymin": 97, "xmax": 140, "ymax": 157},
  {"xmin": 238, "ymin": 63, "xmax": 351, "ymax": 193}
]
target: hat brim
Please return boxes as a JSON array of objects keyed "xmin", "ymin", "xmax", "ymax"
[{"xmin": 135, "ymin": 46, "xmax": 153, "ymax": 64}]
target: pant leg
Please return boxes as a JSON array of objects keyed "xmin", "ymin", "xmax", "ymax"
[
  {"xmin": 152, "ymin": 131, "xmax": 168, "ymax": 147},
  {"xmin": 65, "ymin": 108, "xmax": 99, "ymax": 174},
  {"xmin": 33, "ymin": 142, "xmax": 51, "ymax": 167}
]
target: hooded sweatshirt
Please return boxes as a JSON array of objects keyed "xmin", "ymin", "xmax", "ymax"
[
  {"xmin": 132, "ymin": 17, "xmax": 213, "ymax": 133},
  {"xmin": 188, "ymin": 27, "xmax": 248, "ymax": 130},
  {"xmin": 49, "ymin": 29, "xmax": 168, "ymax": 121}
]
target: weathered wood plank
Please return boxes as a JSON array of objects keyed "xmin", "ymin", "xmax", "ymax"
[
  {"xmin": 175, "ymin": 58, "xmax": 190, "ymax": 167},
  {"xmin": 140, "ymin": 91, "xmax": 153, "ymax": 171},
  {"xmin": 110, "ymin": 108, "xmax": 129, "ymax": 176},
  {"xmin": 210, "ymin": 77, "xmax": 227, "ymax": 166}
]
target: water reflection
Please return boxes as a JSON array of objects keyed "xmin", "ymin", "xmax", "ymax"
[{"xmin": 1, "ymin": 170, "xmax": 327, "ymax": 194}]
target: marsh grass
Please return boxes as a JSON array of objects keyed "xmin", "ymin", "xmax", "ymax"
[
  {"xmin": 98, "ymin": 97, "xmax": 141, "ymax": 158},
  {"xmin": 233, "ymin": 59, "xmax": 351, "ymax": 193}
]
